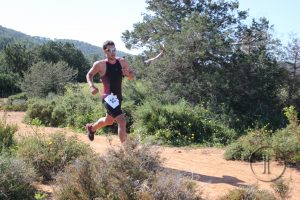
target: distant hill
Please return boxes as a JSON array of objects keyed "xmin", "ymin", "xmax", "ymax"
[{"xmin": 0, "ymin": 25, "xmax": 129, "ymax": 59}]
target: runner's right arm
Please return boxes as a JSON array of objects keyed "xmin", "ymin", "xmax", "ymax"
[{"xmin": 86, "ymin": 61, "xmax": 105, "ymax": 95}]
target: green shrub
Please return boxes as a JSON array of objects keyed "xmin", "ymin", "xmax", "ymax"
[
  {"xmin": 133, "ymin": 100, "xmax": 237, "ymax": 146},
  {"xmin": 224, "ymin": 128, "xmax": 272, "ymax": 161},
  {"xmin": 54, "ymin": 138, "xmax": 203, "ymax": 200},
  {"xmin": 15, "ymin": 131, "xmax": 93, "ymax": 181},
  {"xmin": 24, "ymin": 84, "xmax": 117, "ymax": 133},
  {"xmin": 54, "ymin": 84, "xmax": 105, "ymax": 131},
  {"xmin": 272, "ymin": 127, "xmax": 300, "ymax": 165},
  {"xmin": 0, "ymin": 113, "xmax": 17, "ymax": 152},
  {"xmin": 34, "ymin": 193, "xmax": 48, "ymax": 200},
  {"xmin": 271, "ymin": 106, "xmax": 300, "ymax": 165},
  {"xmin": 223, "ymin": 142, "xmax": 244, "ymax": 160},
  {"xmin": 0, "ymin": 72, "xmax": 21, "ymax": 97},
  {"xmin": 225, "ymin": 107, "xmax": 300, "ymax": 164},
  {"xmin": 218, "ymin": 185, "xmax": 277, "ymax": 200},
  {"xmin": 0, "ymin": 153, "xmax": 37, "ymax": 200},
  {"xmin": 122, "ymin": 80, "xmax": 153, "ymax": 106},
  {"xmin": 4, "ymin": 92, "xmax": 28, "ymax": 111},
  {"xmin": 21, "ymin": 61, "xmax": 78, "ymax": 98},
  {"xmin": 25, "ymin": 98, "xmax": 55, "ymax": 126}
]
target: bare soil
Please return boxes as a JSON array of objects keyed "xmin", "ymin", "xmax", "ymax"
[{"xmin": 2, "ymin": 111, "xmax": 300, "ymax": 200}]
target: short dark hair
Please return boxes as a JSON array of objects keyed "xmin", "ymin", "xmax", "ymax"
[{"xmin": 103, "ymin": 40, "xmax": 115, "ymax": 50}]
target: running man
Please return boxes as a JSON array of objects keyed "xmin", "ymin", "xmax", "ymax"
[{"xmin": 85, "ymin": 40, "xmax": 134, "ymax": 143}]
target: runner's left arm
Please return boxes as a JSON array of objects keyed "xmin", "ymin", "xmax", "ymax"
[{"xmin": 120, "ymin": 59, "xmax": 134, "ymax": 80}]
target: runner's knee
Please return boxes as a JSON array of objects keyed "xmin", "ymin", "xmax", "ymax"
[
  {"xmin": 116, "ymin": 114, "xmax": 126, "ymax": 126},
  {"xmin": 105, "ymin": 117, "xmax": 114, "ymax": 125}
]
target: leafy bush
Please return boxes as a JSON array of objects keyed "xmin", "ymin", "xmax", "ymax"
[
  {"xmin": 272, "ymin": 127, "xmax": 300, "ymax": 165},
  {"xmin": 25, "ymin": 98, "xmax": 55, "ymax": 126},
  {"xmin": 15, "ymin": 131, "xmax": 93, "ymax": 181},
  {"xmin": 272, "ymin": 106, "xmax": 300, "ymax": 165},
  {"xmin": 4, "ymin": 92, "xmax": 28, "ymax": 111},
  {"xmin": 133, "ymin": 100, "xmax": 237, "ymax": 146},
  {"xmin": 217, "ymin": 185, "xmax": 276, "ymax": 200},
  {"xmin": 0, "ymin": 72, "xmax": 21, "ymax": 97},
  {"xmin": 224, "ymin": 107, "xmax": 300, "ymax": 165},
  {"xmin": 24, "ymin": 84, "xmax": 118, "ymax": 133},
  {"xmin": 21, "ymin": 61, "xmax": 78, "ymax": 98},
  {"xmin": 122, "ymin": 80, "xmax": 154, "ymax": 106},
  {"xmin": 55, "ymin": 85, "xmax": 104, "ymax": 130},
  {"xmin": 224, "ymin": 128, "xmax": 272, "ymax": 161},
  {"xmin": 54, "ymin": 138, "xmax": 203, "ymax": 200},
  {"xmin": 0, "ymin": 113, "xmax": 17, "ymax": 152},
  {"xmin": 0, "ymin": 153, "xmax": 37, "ymax": 200}
]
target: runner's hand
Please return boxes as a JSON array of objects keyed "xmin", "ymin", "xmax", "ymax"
[{"xmin": 90, "ymin": 85, "xmax": 99, "ymax": 95}]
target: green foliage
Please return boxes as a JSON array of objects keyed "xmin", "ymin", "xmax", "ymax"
[
  {"xmin": 31, "ymin": 118, "xmax": 43, "ymax": 126},
  {"xmin": 217, "ymin": 49, "xmax": 287, "ymax": 131},
  {"xmin": 281, "ymin": 37, "xmax": 300, "ymax": 108},
  {"xmin": 21, "ymin": 61, "xmax": 78, "ymax": 97},
  {"xmin": 4, "ymin": 92, "xmax": 28, "ymax": 111},
  {"xmin": 3, "ymin": 43, "xmax": 35, "ymax": 76},
  {"xmin": 272, "ymin": 106, "xmax": 300, "ymax": 165},
  {"xmin": 15, "ymin": 132, "xmax": 93, "ymax": 181},
  {"xmin": 0, "ymin": 72, "xmax": 21, "ymax": 97},
  {"xmin": 25, "ymin": 98, "xmax": 55, "ymax": 126},
  {"xmin": 225, "ymin": 107, "xmax": 300, "ymax": 164},
  {"xmin": 123, "ymin": 0, "xmax": 289, "ymax": 132},
  {"xmin": 224, "ymin": 128, "xmax": 272, "ymax": 161},
  {"xmin": 283, "ymin": 106, "xmax": 299, "ymax": 128},
  {"xmin": 217, "ymin": 185, "xmax": 276, "ymax": 200},
  {"xmin": 55, "ymin": 85, "xmax": 103, "ymax": 129},
  {"xmin": 25, "ymin": 84, "xmax": 109, "ymax": 133},
  {"xmin": 122, "ymin": 80, "xmax": 154, "ymax": 106},
  {"xmin": 54, "ymin": 138, "xmax": 202, "ymax": 200},
  {"xmin": 0, "ymin": 113, "xmax": 17, "ymax": 152},
  {"xmin": 272, "ymin": 129, "xmax": 300, "ymax": 165},
  {"xmin": 133, "ymin": 100, "xmax": 237, "ymax": 146},
  {"xmin": 34, "ymin": 193, "xmax": 48, "ymax": 200},
  {"xmin": 0, "ymin": 36, "xmax": 14, "ymax": 50},
  {"xmin": 0, "ymin": 153, "xmax": 37, "ymax": 200},
  {"xmin": 35, "ymin": 41, "xmax": 90, "ymax": 82}
]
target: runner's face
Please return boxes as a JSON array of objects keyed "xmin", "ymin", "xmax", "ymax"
[{"xmin": 105, "ymin": 45, "xmax": 116, "ymax": 59}]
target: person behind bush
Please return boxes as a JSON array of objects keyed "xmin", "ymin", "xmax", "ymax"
[{"xmin": 85, "ymin": 40, "xmax": 134, "ymax": 143}]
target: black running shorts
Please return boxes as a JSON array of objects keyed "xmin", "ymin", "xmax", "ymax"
[{"xmin": 102, "ymin": 99, "xmax": 123, "ymax": 118}]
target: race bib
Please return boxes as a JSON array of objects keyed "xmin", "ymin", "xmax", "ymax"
[{"xmin": 104, "ymin": 93, "xmax": 119, "ymax": 109}]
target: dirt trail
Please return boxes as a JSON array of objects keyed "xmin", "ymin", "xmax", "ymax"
[{"xmin": 2, "ymin": 111, "xmax": 300, "ymax": 200}]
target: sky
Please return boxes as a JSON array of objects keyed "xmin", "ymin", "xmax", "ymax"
[{"xmin": 0, "ymin": 0, "xmax": 299, "ymax": 54}]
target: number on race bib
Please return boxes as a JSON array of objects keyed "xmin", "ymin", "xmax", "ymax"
[{"xmin": 104, "ymin": 93, "xmax": 119, "ymax": 109}]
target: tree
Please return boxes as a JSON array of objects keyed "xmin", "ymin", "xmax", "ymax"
[
  {"xmin": 281, "ymin": 36, "xmax": 300, "ymax": 108},
  {"xmin": 123, "ymin": 0, "xmax": 247, "ymax": 101},
  {"xmin": 122, "ymin": 0, "xmax": 286, "ymax": 130},
  {"xmin": 0, "ymin": 72, "xmax": 21, "ymax": 97},
  {"xmin": 3, "ymin": 43, "xmax": 35, "ymax": 76},
  {"xmin": 21, "ymin": 61, "xmax": 78, "ymax": 97},
  {"xmin": 0, "ymin": 36, "xmax": 14, "ymax": 51},
  {"xmin": 35, "ymin": 41, "xmax": 90, "ymax": 82}
]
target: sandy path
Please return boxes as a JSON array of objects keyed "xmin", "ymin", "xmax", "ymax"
[{"xmin": 1, "ymin": 111, "xmax": 299, "ymax": 199}]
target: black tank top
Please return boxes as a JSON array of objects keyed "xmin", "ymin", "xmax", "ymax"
[{"xmin": 100, "ymin": 60, "xmax": 123, "ymax": 100}]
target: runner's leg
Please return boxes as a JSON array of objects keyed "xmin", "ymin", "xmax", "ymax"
[{"xmin": 115, "ymin": 113, "xmax": 127, "ymax": 143}]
